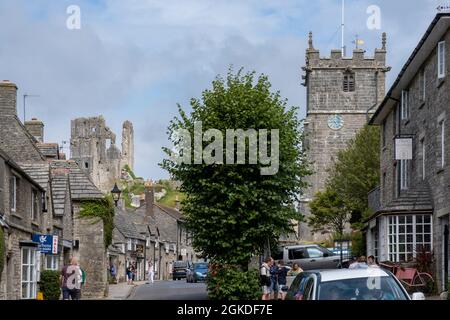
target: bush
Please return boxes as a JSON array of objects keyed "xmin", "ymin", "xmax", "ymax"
[
  {"xmin": 351, "ymin": 231, "xmax": 366, "ymax": 258},
  {"xmin": 206, "ymin": 265, "xmax": 260, "ymax": 300},
  {"xmin": 39, "ymin": 270, "xmax": 61, "ymax": 300}
]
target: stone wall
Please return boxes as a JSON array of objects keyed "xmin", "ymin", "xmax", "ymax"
[{"xmin": 72, "ymin": 202, "xmax": 107, "ymax": 298}]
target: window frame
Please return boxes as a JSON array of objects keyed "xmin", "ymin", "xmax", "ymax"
[
  {"xmin": 343, "ymin": 72, "xmax": 355, "ymax": 92},
  {"xmin": 31, "ymin": 189, "xmax": 39, "ymax": 221},
  {"xmin": 21, "ymin": 247, "xmax": 37, "ymax": 299},
  {"xmin": 401, "ymin": 90, "xmax": 409, "ymax": 120},
  {"xmin": 10, "ymin": 175, "xmax": 17, "ymax": 213},
  {"xmin": 45, "ymin": 254, "xmax": 59, "ymax": 271},
  {"xmin": 438, "ymin": 41, "xmax": 446, "ymax": 79}
]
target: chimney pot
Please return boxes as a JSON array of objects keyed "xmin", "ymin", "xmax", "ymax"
[
  {"xmin": 145, "ymin": 179, "xmax": 155, "ymax": 218},
  {"xmin": 0, "ymin": 80, "xmax": 18, "ymax": 117}
]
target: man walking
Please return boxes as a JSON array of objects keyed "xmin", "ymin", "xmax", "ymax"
[
  {"xmin": 260, "ymin": 257, "xmax": 273, "ymax": 301},
  {"xmin": 60, "ymin": 257, "xmax": 83, "ymax": 300}
]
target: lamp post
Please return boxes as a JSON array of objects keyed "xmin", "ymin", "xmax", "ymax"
[{"xmin": 111, "ymin": 183, "xmax": 122, "ymax": 207}]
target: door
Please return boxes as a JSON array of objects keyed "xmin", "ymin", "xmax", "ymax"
[
  {"xmin": 305, "ymin": 246, "xmax": 340, "ymax": 269},
  {"xmin": 287, "ymin": 247, "xmax": 309, "ymax": 269},
  {"xmin": 302, "ymin": 277, "xmax": 316, "ymax": 300}
]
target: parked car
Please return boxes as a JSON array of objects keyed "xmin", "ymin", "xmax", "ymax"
[
  {"xmin": 187, "ymin": 262, "xmax": 209, "ymax": 283},
  {"xmin": 277, "ymin": 244, "xmax": 347, "ymax": 270},
  {"xmin": 172, "ymin": 260, "xmax": 192, "ymax": 281},
  {"xmin": 285, "ymin": 268, "xmax": 424, "ymax": 300}
]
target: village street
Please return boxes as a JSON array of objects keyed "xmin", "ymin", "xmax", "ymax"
[{"xmin": 129, "ymin": 280, "xmax": 208, "ymax": 300}]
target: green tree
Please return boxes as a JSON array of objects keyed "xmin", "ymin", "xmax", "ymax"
[
  {"xmin": 328, "ymin": 125, "xmax": 380, "ymax": 228},
  {"xmin": 308, "ymin": 188, "xmax": 351, "ymax": 240},
  {"xmin": 161, "ymin": 69, "xmax": 310, "ymax": 270}
]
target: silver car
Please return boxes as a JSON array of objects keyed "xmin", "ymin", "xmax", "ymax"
[
  {"xmin": 285, "ymin": 268, "xmax": 425, "ymax": 300},
  {"xmin": 279, "ymin": 244, "xmax": 344, "ymax": 270}
]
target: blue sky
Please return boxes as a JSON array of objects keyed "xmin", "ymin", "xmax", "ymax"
[{"xmin": 0, "ymin": 0, "xmax": 443, "ymax": 179}]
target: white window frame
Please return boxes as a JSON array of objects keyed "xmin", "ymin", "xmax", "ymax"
[
  {"xmin": 401, "ymin": 90, "xmax": 409, "ymax": 120},
  {"xmin": 146, "ymin": 237, "xmax": 150, "ymax": 248},
  {"xmin": 388, "ymin": 215, "xmax": 433, "ymax": 262},
  {"xmin": 420, "ymin": 68, "xmax": 426, "ymax": 101},
  {"xmin": 11, "ymin": 175, "xmax": 17, "ymax": 212},
  {"xmin": 45, "ymin": 254, "xmax": 59, "ymax": 271},
  {"xmin": 400, "ymin": 159, "xmax": 409, "ymax": 190},
  {"xmin": 127, "ymin": 239, "xmax": 132, "ymax": 251},
  {"xmin": 438, "ymin": 41, "xmax": 446, "ymax": 79},
  {"xmin": 21, "ymin": 247, "xmax": 37, "ymax": 299},
  {"xmin": 440, "ymin": 120, "xmax": 445, "ymax": 168}
]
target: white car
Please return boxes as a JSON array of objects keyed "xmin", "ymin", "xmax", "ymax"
[{"xmin": 285, "ymin": 268, "xmax": 425, "ymax": 300}]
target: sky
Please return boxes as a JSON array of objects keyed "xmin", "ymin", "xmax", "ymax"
[{"xmin": 0, "ymin": 0, "xmax": 444, "ymax": 179}]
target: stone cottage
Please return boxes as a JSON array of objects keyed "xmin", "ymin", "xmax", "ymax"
[{"xmin": 367, "ymin": 12, "xmax": 450, "ymax": 293}]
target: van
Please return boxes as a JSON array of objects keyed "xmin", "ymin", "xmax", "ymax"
[{"xmin": 276, "ymin": 244, "xmax": 344, "ymax": 270}]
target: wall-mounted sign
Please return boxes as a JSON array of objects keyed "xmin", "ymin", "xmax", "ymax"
[
  {"xmin": 181, "ymin": 249, "xmax": 187, "ymax": 257},
  {"xmin": 395, "ymin": 137, "xmax": 413, "ymax": 160},
  {"xmin": 32, "ymin": 234, "xmax": 58, "ymax": 254},
  {"xmin": 136, "ymin": 244, "xmax": 144, "ymax": 254}
]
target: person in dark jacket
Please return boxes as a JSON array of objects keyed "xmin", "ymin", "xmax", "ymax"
[
  {"xmin": 277, "ymin": 261, "xmax": 289, "ymax": 300},
  {"xmin": 260, "ymin": 257, "xmax": 273, "ymax": 300},
  {"xmin": 269, "ymin": 261, "xmax": 280, "ymax": 299}
]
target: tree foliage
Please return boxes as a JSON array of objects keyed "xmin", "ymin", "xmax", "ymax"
[
  {"xmin": 79, "ymin": 196, "xmax": 115, "ymax": 248},
  {"xmin": 327, "ymin": 125, "xmax": 380, "ymax": 227},
  {"xmin": 161, "ymin": 69, "xmax": 310, "ymax": 268},
  {"xmin": 308, "ymin": 188, "xmax": 351, "ymax": 239}
]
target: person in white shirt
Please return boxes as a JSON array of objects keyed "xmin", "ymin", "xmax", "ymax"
[
  {"xmin": 148, "ymin": 261, "xmax": 155, "ymax": 284},
  {"xmin": 260, "ymin": 257, "xmax": 274, "ymax": 300}
]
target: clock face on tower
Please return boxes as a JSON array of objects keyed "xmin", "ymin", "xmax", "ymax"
[{"xmin": 328, "ymin": 114, "xmax": 344, "ymax": 130}]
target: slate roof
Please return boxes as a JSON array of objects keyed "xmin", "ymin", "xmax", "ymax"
[
  {"xmin": 155, "ymin": 203, "xmax": 184, "ymax": 221},
  {"xmin": 50, "ymin": 160, "xmax": 103, "ymax": 200},
  {"xmin": 19, "ymin": 163, "xmax": 50, "ymax": 191},
  {"xmin": 114, "ymin": 209, "xmax": 145, "ymax": 240},
  {"xmin": 37, "ymin": 143, "xmax": 59, "ymax": 159},
  {"xmin": 366, "ymin": 184, "xmax": 433, "ymax": 221}
]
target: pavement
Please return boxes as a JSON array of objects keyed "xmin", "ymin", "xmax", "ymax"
[
  {"xmin": 128, "ymin": 279, "xmax": 208, "ymax": 300},
  {"xmin": 105, "ymin": 281, "xmax": 147, "ymax": 300}
]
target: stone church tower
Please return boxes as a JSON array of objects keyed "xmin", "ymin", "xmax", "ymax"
[{"xmin": 298, "ymin": 32, "xmax": 389, "ymax": 242}]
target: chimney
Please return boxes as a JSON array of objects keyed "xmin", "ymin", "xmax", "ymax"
[
  {"xmin": 25, "ymin": 118, "xmax": 44, "ymax": 142},
  {"xmin": 0, "ymin": 80, "xmax": 18, "ymax": 117},
  {"xmin": 144, "ymin": 180, "xmax": 155, "ymax": 218}
]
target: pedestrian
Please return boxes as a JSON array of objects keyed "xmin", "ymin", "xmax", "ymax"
[
  {"xmin": 148, "ymin": 261, "xmax": 155, "ymax": 284},
  {"xmin": 126, "ymin": 264, "xmax": 133, "ymax": 285},
  {"xmin": 349, "ymin": 256, "xmax": 368, "ymax": 269},
  {"xmin": 110, "ymin": 263, "xmax": 117, "ymax": 283},
  {"xmin": 260, "ymin": 257, "xmax": 273, "ymax": 301},
  {"xmin": 287, "ymin": 263, "xmax": 303, "ymax": 276},
  {"xmin": 131, "ymin": 263, "xmax": 136, "ymax": 283},
  {"xmin": 277, "ymin": 261, "xmax": 289, "ymax": 300},
  {"xmin": 269, "ymin": 260, "xmax": 279, "ymax": 300},
  {"xmin": 60, "ymin": 257, "xmax": 83, "ymax": 300},
  {"xmin": 367, "ymin": 255, "xmax": 379, "ymax": 268}
]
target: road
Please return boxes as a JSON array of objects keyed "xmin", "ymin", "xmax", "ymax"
[{"xmin": 129, "ymin": 279, "xmax": 208, "ymax": 300}]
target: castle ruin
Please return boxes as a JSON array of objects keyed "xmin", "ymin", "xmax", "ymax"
[{"xmin": 70, "ymin": 116, "xmax": 134, "ymax": 193}]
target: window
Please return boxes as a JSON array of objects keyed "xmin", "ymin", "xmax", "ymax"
[
  {"xmin": 401, "ymin": 90, "xmax": 409, "ymax": 120},
  {"xmin": 343, "ymin": 72, "xmax": 355, "ymax": 92},
  {"xmin": 10, "ymin": 175, "xmax": 17, "ymax": 212},
  {"xmin": 146, "ymin": 237, "xmax": 150, "ymax": 248},
  {"xmin": 420, "ymin": 69, "xmax": 426, "ymax": 101},
  {"xmin": 438, "ymin": 41, "xmax": 446, "ymax": 79},
  {"xmin": 127, "ymin": 239, "xmax": 132, "ymax": 251},
  {"xmin": 288, "ymin": 248, "xmax": 307, "ymax": 260},
  {"xmin": 400, "ymin": 160, "xmax": 409, "ymax": 190},
  {"xmin": 420, "ymin": 138, "xmax": 426, "ymax": 179},
  {"xmin": 46, "ymin": 255, "xmax": 59, "ymax": 271},
  {"xmin": 388, "ymin": 215, "xmax": 432, "ymax": 262},
  {"xmin": 439, "ymin": 120, "xmax": 445, "ymax": 168},
  {"xmin": 31, "ymin": 190, "xmax": 38, "ymax": 221},
  {"xmin": 306, "ymin": 247, "xmax": 324, "ymax": 258},
  {"xmin": 21, "ymin": 247, "xmax": 37, "ymax": 299}
]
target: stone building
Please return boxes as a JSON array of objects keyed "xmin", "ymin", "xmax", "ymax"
[
  {"xmin": 70, "ymin": 116, "xmax": 134, "ymax": 193},
  {"xmin": 298, "ymin": 32, "xmax": 390, "ymax": 241},
  {"xmin": 367, "ymin": 12, "xmax": 450, "ymax": 293},
  {"xmin": 0, "ymin": 147, "xmax": 45, "ymax": 300},
  {"xmin": 0, "ymin": 80, "xmax": 107, "ymax": 299}
]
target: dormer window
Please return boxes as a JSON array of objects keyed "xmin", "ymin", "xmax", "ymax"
[{"xmin": 343, "ymin": 72, "xmax": 355, "ymax": 92}]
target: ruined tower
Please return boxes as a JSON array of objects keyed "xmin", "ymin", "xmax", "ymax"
[
  {"xmin": 121, "ymin": 120, "xmax": 134, "ymax": 172},
  {"xmin": 70, "ymin": 116, "xmax": 134, "ymax": 193},
  {"xmin": 298, "ymin": 32, "xmax": 389, "ymax": 241}
]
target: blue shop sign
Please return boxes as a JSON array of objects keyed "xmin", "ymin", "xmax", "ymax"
[{"xmin": 32, "ymin": 234, "xmax": 59, "ymax": 254}]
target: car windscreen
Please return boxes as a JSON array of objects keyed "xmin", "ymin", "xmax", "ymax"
[
  {"xmin": 317, "ymin": 276, "xmax": 409, "ymax": 300},
  {"xmin": 194, "ymin": 263, "xmax": 208, "ymax": 270}
]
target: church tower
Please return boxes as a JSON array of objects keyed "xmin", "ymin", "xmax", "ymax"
[{"xmin": 299, "ymin": 32, "xmax": 390, "ymax": 241}]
